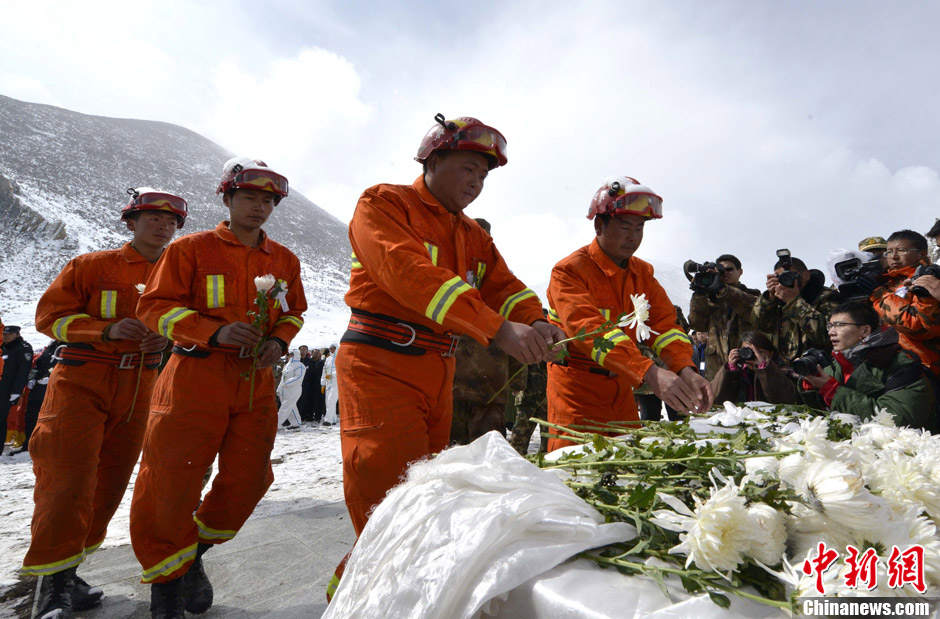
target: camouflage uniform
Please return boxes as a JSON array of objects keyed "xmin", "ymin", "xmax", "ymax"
[
  {"xmin": 451, "ymin": 336, "xmax": 526, "ymax": 446},
  {"xmin": 751, "ymin": 271, "xmax": 841, "ymax": 363},
  {"xmin": 507, "ymin": 361, "xmax": 547, "ymax": 455},
  {"xmin": 688, "ymin": 283, "xmax": 760, "ymax": 380}
]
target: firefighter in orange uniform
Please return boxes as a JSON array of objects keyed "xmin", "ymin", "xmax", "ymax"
[
  {"xmin": 329, "ymin": 114, "xmax": 565, "ymax": 599},
  {"xmin": 130, "ymin": 159, "xmax": 306, "ymax": 619},
  {"xmin": 23, "ymin": 188, "xmax": 186, "ymax": 618},
  {"xmin": 547, "ymin": 176, "xmax": 713, "ymax": 451}
]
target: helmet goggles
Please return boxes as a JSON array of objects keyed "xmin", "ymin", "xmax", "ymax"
[
  {"xmin": 123, "ymin": 189, "xmax": 188, "ymax": 228},
  {"xmin": 231, "ymin": 167, "xmax": 289, "ymax": 198},
  {"xmin": 451, "ymin": 123, "xmax": 508, "ymax": 167},
  {"xmin": 610, "ymin": 190, "xmax": 662, "ymax": 218}
]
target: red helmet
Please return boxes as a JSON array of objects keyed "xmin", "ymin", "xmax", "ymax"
[
  {"xmin": 414, "ymin": 113, "xmax": 508, "ymax": 170},
  {"xmin": 122, "ymin": 187, "xmax": 188, "ymax": 228},
  {"xmin": 587, "ymin": 176, "xmax": 663, "ymax": 220},
  {"xmin": 216, "ymin": 157, "xmax": 289, "ymax": 205}
]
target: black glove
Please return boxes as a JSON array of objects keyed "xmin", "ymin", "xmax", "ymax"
[{"xmin": 855, "ymin": 273, "xmax": 878, "ymax": 297}]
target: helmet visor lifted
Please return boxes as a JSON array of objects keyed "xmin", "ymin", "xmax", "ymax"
[
  {"xmin": 136, "ymin": 192, "xmax": 189, "ymax": 218},
  {"xmin": 453, "ymin": 124, "xmax": 508, "ymax": 168},
  {"xmin": 611, "ymin": 190, "xmax": 662, "ymax": 219},
  {"xmin": 232, "ymin": 168, "xmax": 289, "ymax": 198}
]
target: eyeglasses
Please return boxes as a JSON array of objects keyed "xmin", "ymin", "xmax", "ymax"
[
  {"xmin": 827, "ymin": 321, "xmax": 863, "ymax": 330},
  {"xmin": 884, "ymin": 248, "xmax": 922, "ymax": 257}
]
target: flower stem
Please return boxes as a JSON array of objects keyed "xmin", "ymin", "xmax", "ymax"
[{"xmin": 486, "ymin": 364, "xmax": 526, "ymax": 405}]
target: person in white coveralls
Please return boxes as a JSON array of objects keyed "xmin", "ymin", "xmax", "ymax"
[
  {"xmin": 321, "ymin": 343, "xmax": 339, "ymax": 425},
  {"xmin": 276, "ymin": 349, "xmax": 305, "ymax": 429}
]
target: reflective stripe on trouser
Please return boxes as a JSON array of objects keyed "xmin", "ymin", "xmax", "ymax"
[
  {"xmin": 336, "ymin": 342, "xmax": 455, "ymax": 536},
  {"xmin": 130, "ymin": 353, "xmax": 277, "ymax": 583},
  {"xmin": 23, "ymin": 363, "xmax": 156, "ymax": 575},
  {"xmin": 545, "ymin": 362, "xmax": 638, "ymax": 452}
]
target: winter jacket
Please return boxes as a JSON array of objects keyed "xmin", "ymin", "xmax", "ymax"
[
  {"xmin": 799, "ymin": 328, "xmax": 937, "ymax": 432},
  {"xmin": 752, "ymin": 269, "xmax": 841, "ymax": 363},
  {"xmin": 278, "ymin": 358, "xmax": 305, "ymax": 394},
  {"xmin": 872, "ymin": 264, "xmax": 940, "ymax": 376},
  {"xmin": 710, "ymin": 357, "xmax": 800, "ymax": 406},
  {"xmin": 689, "ymin": 282, "xmax": 760, "ymax": 380},
  {"xmin": 0, "ymin": 335, "xmax": 33, "ymax": 404},
  {"xmin": 345, "ymin": 176, "xmax": 545, "ymax": 347}
]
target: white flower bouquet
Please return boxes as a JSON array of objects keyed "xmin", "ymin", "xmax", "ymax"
[{"xmin": 535, "ymin": 405, "xmax": 940, "ymax": 611}]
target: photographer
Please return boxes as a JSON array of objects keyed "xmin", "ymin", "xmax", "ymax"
[
  {"xmin": 687, "ymin": 254, "xmax": 760, "ymax": 379},
  {"xmin": 752, "ymin": 252, "xmax": 841, "ymax": 363},
  {"xmin": 871, "ymin": 229, "xmax": 940, "ymax": 377},
  {"xmin": 710, "ymin": 331, "xmax": 800, "ymax": 405},
  {"xmin": 799, "ymin": 301, "xmax": 936, "ymax": 431}
]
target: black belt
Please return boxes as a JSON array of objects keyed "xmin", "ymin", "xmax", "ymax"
[
  {"xmin": 54, "ymin": 345, "xmax": 163, "ymax": 369},
  {"xmin": 171, "ymin": 344, "xmax": 253, "ymax": 359},
  {"xmin": 341, "ymin": 308, "xmax": 459, "ymax": 357},
  {"xmin": 551, "ymin": 351, "xmax": 614, "ymax": 377}
]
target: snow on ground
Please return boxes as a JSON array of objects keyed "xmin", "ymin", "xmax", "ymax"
[{"xmin": 0, "ymin": 423, "xmax": 344, "ymax": 589}]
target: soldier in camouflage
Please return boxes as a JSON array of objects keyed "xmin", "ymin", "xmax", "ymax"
[
  {"xmin": 507, "ymin": 360, "xmax": 547, "ymax": 455},
  {"xmin": 752, "ymin": 256, "xmax": 841, "ymax": 363},
  {"xmin": 687, "ymin": 255, "xmax": 760, "ymax": 380}
]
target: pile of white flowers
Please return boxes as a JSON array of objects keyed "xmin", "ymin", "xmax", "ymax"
[{"xmin": 537, "ymin": 403, "xmax": 940, "ymax": 609}]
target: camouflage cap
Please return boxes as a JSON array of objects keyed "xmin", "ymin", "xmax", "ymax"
[{"xmin": 858, "ymin": 236, "xmax": 887, "ymax": 251}]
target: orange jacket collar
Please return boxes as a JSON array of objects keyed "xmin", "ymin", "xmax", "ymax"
[
  {"xmin": 885, "ymin": 264, "xmax": 918, "ymax": 279},
  {"xmin": 588, "ymin": 238, "xmax": 630, "ymax": 276},
  {"xmin": 122, "ymin": 242, "xmax": 153, "ymax": 263},
  {"xmin": 412, "ymin": 175, "xmax": 451, "ymax": 216},
  {"xmin": 214, "ymin": 221, "xmax": 273, "ymax": 254}
]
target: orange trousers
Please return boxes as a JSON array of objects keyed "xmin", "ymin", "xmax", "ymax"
[
  {"xmin": 546, "ymin": 362, "xmax": 639, "ymax": 452},
  {"xmin": 23, "ymin": 362, "xmax": 156, "ymax": 576},
  {"xmin": 129, "ymin": 353, "xmax": 276, "ymax": 583},
  {"xmin": 336, "ymin": 342, "xmax": 455, "ymax": 536}
]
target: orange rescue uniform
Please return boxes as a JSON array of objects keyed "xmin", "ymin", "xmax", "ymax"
[
  {"xmin": 23, "ymin": 243, "xmax": 164, "ymax": 576},
  {"xmin": 340, "ymin": 175, "xmax": 544, "ymax": 535},
  {"xmin": 130, "ymin": 222, "xmax": 305, "ymax": 584},
  {"xmin": 873, "ymin": 265, "xmax": 940, "ymax": 376},
  {"xmin": 546, "ymin": 239, "xmax": 694, "ymax": 451}
]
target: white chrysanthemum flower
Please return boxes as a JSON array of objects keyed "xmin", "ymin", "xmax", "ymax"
[
  {"xmin": 913, "ymin": 447, "xmax": 940, "ymax": 488},
  {"xmin": 830, "ymin": 412, "xmax": 861, "ymax": 426},
  {"xmin": 853, "ymin": 409, "xmax": 900, "ymax": 449},
  {"xmin": 875, "ymin": 507, "xmax": 940, "ymax": 588},
  {"xmin": 743, "ymin": 503, "xmax": 787, "ymax": 565},
  {"xmin": 776, "ymin": 452, "xmax": 807, "ymax": 486},
  {"xmin": 617, "ymin": 293, "xmax": 658, "ymax": 342},
  {"xmin": 651, "ymin": 476, "xmax": 752, "ymax": 576},
  {"xmin": 785, "ymin": 501, "xmax": 858, "ymax": 562},
  {"xmin": 134, "ymin": 283, "xmax": 146, "ymax": 295},
  {"xmin": 869, "ymin": 450, "xmax": 940, "ymax": 520},
  {"xmin": 798, "ymin": 459, "xmax": 890, "ymax": 537},
  {"xmin": 742, "ymin": 456, "xmax": 779, "ymax": 484},
  {"xmin": 254, "ymin": 274, "xmax": 276, "ymax": 293}
]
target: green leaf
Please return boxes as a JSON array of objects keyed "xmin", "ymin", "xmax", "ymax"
[{"xmin": 707, "ymin": 591, "xmax": 731, "ymax": 609}]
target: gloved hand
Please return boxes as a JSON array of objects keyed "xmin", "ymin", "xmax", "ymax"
[
  {"xmin": 855, "ymin": 273, "xmax": 879, "ymax": 297},
  {"xmin": 321, "ymin": 386, "xmax": 326, "ymax": 394}
]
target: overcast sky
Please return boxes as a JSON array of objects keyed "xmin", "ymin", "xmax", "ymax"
[{"xmin": 3, "ymin": 0, "xmax": 940, "ymax": 294}]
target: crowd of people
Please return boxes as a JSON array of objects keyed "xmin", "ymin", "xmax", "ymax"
[{"xmin": 1, "ymin": 112, "xmax": 938, "ymax": 619}]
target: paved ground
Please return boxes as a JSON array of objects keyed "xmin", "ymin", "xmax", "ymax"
[{"xmin": 5, "ymin": 501, "xmax": 355, "ymax": 619}]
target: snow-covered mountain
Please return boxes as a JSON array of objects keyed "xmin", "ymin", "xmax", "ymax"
[{"xmin": 0, "ymin": 94, "xmax": 351, "ymax": 347}]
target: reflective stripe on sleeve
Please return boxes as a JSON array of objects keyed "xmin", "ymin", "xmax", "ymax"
[
  {"xmin": 195, "ymin": 516, "xmax": 237, "ymax": 541},
  {"xmin": 651, "ymin": 328, "xmax": 692, "ymax": 356},
  {"xmin": 548, "ymin": 308, "xmax": 560, "ymax": 322},
  {"xmin": 424, "ymin": 242, "xmax": 439, "ymax": 266},
  {"xmin": 100, "ymin": 290, "xmax": 117, "ymax": 319},
  {"xmin": 499, "ymin": 288, "xmax": 539, "ymax": 319},
  {"xmin": 351, "ymin": 252, "xmax": 362, "ymax": 270},
  {"xmin": 599, "ymin": 308, "xmax": 611, "ymax": 321},
  {"xmin": 157, "ymin": 307, "xmax": 197, "ymax": 339},
  {"xmin": 276, "ymin": 316, "xmax": 304, "ymax": 330},
  {"xmin": 591, "ymin": 328, "xmax": 631, "ymax": 367},
  {"xmin": 141, "ymin": 544, "xmax": 198, "ymax": 583},
  {"xmin": 52, "ymin": 313, "xmax": 92, "ymax": 341},
  {"xmin": 425, "ymin": 276, "xmax": 473, "ymax": 324},
  {"xmin": 206, "ymin": 275, "xmax": 225, "ymax": 309}
]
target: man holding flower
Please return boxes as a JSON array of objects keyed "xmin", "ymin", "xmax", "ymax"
[
  {"xmin": 546, "ymin": 176, "xmax": 713, "ymax": 450},
  {"xmin": 130, "ymin": 158, "xmax": 306, "ymax": 618}
]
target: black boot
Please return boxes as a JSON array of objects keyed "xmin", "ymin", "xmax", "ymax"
[
  {"xmin": 72, "ymin": 573, "xmax": 104, "ymax": 610},
  {"xmin": 183, "ymin": 543, "xmax": 214, "ymax": 614},
  {"xmin": 35, "ymin": 567, "xmax": 75, "ymax": 619},
  {"xmin": 150, "ymin": 577, "xmax": 185, "ymax": 619}
]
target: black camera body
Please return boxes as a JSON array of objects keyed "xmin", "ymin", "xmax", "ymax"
[
  {"xmin": 792, "ymin": 348, "xmax": 832, "ymax": 376},
  {"xmin": 738, "ymin": 347, "xmax": 756, "ymax": 362},
  {"xmin": 683, "ymin": 260, "xmax": 726, "ymax": 293},
  {"xmin": 911, "ymin": 264, "xmax": 940, "ymax": 298},
  {"xmin": 775, "ymin": 249, "xmax": 800, "ymax": 288},
  {"xmin": 833, "ymin": 254, "xmax": 886, "ymax": 300}
]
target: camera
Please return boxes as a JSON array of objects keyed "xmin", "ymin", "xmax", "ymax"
[
  {"xmin": 911, "ymin": 264, "xmax": 940, "ymax": 298},
  {"xmin": 776, "ymin": 249, "xmax": 800, "ymax": 288},
  {"xmin": 831, "ymin": 253, "xmax": 885, "ymax": 300},
  {"xmin": 683, "ymin": 260, "xmax": 726, "ymax": 293},
  {"xmin": 792, "ymin": 348, "xmax": 832, "ymax": 376},
  {"xmin": 737, "ymin": 347, "xmax": 756, "ymax": 362}
]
